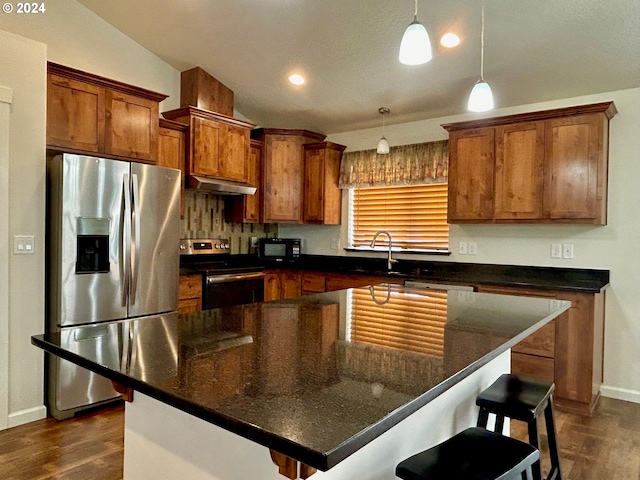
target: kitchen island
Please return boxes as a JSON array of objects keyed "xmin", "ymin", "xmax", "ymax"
[{"xmin": 32, "ymin": 285, "xmax": 570, "ymax": 480}]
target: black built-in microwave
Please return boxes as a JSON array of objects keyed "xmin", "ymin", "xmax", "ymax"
[{"xmin": 258, "ymin": 238, "xmax": 301, "ymax": 263}]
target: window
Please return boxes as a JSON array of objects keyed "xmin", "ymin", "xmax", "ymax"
[{"xmin": 349, "ymin": 183, "xmax": 449, "ymax": 252}]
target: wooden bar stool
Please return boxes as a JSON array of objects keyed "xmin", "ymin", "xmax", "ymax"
[
  {"xmin": 476, "ymin": 374, "xmax": 562, "ymax": 480},
  {"xmin": 396, "ymin": 427, "xmax": 539, "ymax": 480}
]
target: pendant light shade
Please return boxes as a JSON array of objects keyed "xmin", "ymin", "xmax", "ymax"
[
  {"xmin": 468, "ymin": 80, "xmax": 494, "ymax": 112},
  {"xmin": 399, "ymin": 0, "xmax": 432, "ymax": 65},
  {"xmin": 467, "ymin": 0, "xmax": 494, "ymax": 112},
  {"xmin": 376, "ymin": 107, "xmax": 390, "ymax": 154},
  {"xmin": 376, "ymin": 136, "xmax": 390, "ymax": 155}
]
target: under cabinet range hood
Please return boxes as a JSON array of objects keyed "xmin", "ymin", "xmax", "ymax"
[{"xmin": 187, "ymin": 175, "xmax": 257, "ymax": 195}]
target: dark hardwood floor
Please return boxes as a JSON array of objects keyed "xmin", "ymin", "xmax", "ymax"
[
  {"xmin": 0, "ymin": 404, "xmax": 124, "ymax": 480},
  {"xmin": 0, "ymin": 397, "xmax": 639, "ymax": 479}
]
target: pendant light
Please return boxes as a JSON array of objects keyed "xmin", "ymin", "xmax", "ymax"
[
  {"xmin": 467, "ymin": 0, "xmax": 494, "ymax": 112},
  {"xmin": 376, "ymin": 108, "xmax": 390, "ymax": 155},
  {"xmin": 399, "ymin": 0, "xmax": 432, "ymax": 65}
]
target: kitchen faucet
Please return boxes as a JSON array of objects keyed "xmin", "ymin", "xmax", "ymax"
[{"xmin": 370, "ymin": 230, "xmax": 398, "ymax": 271}]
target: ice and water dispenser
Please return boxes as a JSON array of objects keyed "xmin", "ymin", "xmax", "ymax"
[{"xmin": 75, "ymin": 217, "xmax": 110, "ymax": 274}]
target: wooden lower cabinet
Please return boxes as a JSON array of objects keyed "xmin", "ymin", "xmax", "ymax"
[
  {"xmin": 325, "ymin": 273, "xmax": 393, "ymax": 291},
  {"xmin": 263, "ymin": 270, "xmax": 303, "ymax": 301},
  {"xmin": 265, "ymin": 270, "xmax": 395, "ymax": 301},
  {"xmin": 476, "ymin": 284, "xmax": 605, "ymax": 415},
  {"xmin": 178, "ymin": 274, "xmax": 202, "ymax": 313}
]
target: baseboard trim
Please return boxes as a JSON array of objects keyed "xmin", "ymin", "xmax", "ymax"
[
  {"xmin": 7, "ymin": 405, "xmax": 47, "ymax": 428},
  {"xmin": 600, "ymin": 385, "xmax": 640, "ymax": 404}
]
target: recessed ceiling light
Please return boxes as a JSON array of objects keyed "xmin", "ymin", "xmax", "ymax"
[
  {"xmin": 288, "ymin": 74, "xmax": 305, "ymax": 86},
  {"xmin": 440, "ymin": 33, "xmax": 461, "ymax": 48}
]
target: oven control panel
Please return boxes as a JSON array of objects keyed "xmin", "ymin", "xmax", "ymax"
[{"xmin": 179, "ymin": 238, "xmax": 230, "ymax": 255}]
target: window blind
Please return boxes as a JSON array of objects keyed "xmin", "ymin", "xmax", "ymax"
[
  {"xmin": 350, "ymin": 183, "xmax": 449, "ymax": 251},
  {"xmin": 350, "ymin": 286, "xmax": 447, "ymax": 358}
]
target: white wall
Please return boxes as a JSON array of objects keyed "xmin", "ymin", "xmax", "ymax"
[
  {"xmin": 281, "ymin": 87, "xmax": 640, "ymax": 402},
  {"xmin": 0, "ymin": 0, "xmax": 181, "ymax": 429}
]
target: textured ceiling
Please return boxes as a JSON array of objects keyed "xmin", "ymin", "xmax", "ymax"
[{"xmin": 78, "ymin": 0, "xmax": 640, "ymax": 134}]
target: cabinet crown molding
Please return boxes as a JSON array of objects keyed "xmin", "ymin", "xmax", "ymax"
[
  {"xmin": 47, "ymin": 62, "xmax": 168, "ymax": 103},
  {"xmin": 441, "ymin": 102, "xmax": 617, "ymax": 132},
  {"xmin": 162, "ymin": 106, "xmax": 256, "ymax": 129}
]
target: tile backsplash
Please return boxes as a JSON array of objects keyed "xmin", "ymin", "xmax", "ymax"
[{"xmin": 180, "ymin": 190, "xmax": 278, "ymax": 254}]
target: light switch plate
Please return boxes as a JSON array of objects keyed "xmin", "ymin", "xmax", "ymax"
[
  {"xmin": 13, "ymin": 235, "xmax": 35, "ymax": 255},
  {"xmin": 562, "ymin": 244, "xmax": 574, "ymax": 259},
  {"xmin": 468, "ymin": 242, "xmax": 477, "ymax": 255}
]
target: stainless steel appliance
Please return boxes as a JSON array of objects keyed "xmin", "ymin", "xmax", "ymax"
[
  {"xmin": 47, "ymin": 153, "xmax": 181, "ymax": 419},
  {"xmin": 179, "ymin": 238, "xmax": 265, "ymax": 309},
  {"xmin": 257, "ymin": 237, "xmax": 301, "ymax": 263}
]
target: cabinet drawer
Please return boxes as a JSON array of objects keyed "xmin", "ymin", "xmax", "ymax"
[
  {"xmin": 179, "ymin": 274, "xmax": 202, "ymax": 299},
  {"xmin": 513, "ymin": 320, "xmax": 555, "ymax": 358},
  {"xmin": 511, "ymin": 352, "xmax": 555, "ymax": 383},
  {"xmin": 301, "ymin": 272, "xmax": 326, "ymax": 293}
]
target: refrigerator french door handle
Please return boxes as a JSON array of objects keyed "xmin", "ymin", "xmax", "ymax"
[
  {"xmin": 130, "ymin": 173, "xmax": 141, "ymax": 304},
  {"xmin": 122, "ymin": 174, "xmax": 132, "ymax": 307}
]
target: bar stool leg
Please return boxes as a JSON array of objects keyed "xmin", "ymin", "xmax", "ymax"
[
  {"xmin": 527, "ymin": 419, "xmax": 542, "ymax": 480},
  {"xmin": 477, "ymin": 407, "xmax": 490, "ymax": 428},
  {"xmin": 544, "ymin": 399, "xmax": 562, "ymax": 480},
  {"xmin": 522, "ymin": 466, "xmax": 534, "ymax": 480},
  {"xmin": 494, "ymin": 414, "xmax": 505, "ymax": 435}
]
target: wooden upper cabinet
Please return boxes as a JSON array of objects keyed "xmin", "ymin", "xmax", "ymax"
[
  {"xmin": 158, "ymin": 119, "xmax": 187, "ymax": 170},
  {"xmin": 447, "ymin": 128, "xmax": 495, "ymax": 221},
  {"xmin": 303, "ymin": 142, "xmax": 346, "ymax": 225},
  {"xmin": 192, "ymin": 116, "xmax": 221, "ymax": 176},
  {"xmin": 225, "ymin": 139, "xmax": 262, "ymax": 223},
  {"xmin": 443, "ymin": 102, "xmax": 617, "ymax": 224},
  {"xmin": 253, "ymin": 129, "xmax": 327, "ymax": 224},
  {"xmin": 104, "ymin": 90, "xmax": 159, "ymax": 161},
  {"xmin": 162, "ymin": 106, "xmax": 255, "ymax": 185},
  {"xmin": 47, "ymin": 73, "xmax": 105, "ymax": 153},
  {"xmin": 46, "ymin": 62, "xmax": 167, "ymax": 163},
  {"xmin": 494, "ymin": 121, "xmax": 545, "ymax": 220},
  {"xmin": 544, "ymin": 114, "xmax": 606, "ymax": 221}
]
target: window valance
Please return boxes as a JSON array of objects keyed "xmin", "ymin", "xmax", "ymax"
[{"xmin": 338, "ymin": 140, "xmax": 448, "ymax": 188}]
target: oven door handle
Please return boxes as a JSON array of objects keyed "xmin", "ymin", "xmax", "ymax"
[{"xmin": 206, "ymin": 272, "xmax": 266, "ymax": 284}]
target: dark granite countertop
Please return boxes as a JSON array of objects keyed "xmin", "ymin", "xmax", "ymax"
[
  {"xmin": 32, "ymin": 285, "xmax": 570, "ymax": 471},
  {"xmin": 181, "ymin": 254, "xmax": 610, "ymax": 294}
]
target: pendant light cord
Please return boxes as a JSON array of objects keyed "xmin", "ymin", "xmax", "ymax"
[
  {"xmin": 480, "ymin": 0, "xmax": 485, "ymax": 80},
  {"xmin": 414, "ymin": 0, "xmax": 418, "ymax": 17}
]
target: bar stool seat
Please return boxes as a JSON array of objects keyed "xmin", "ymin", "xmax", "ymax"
[
  {"xmin": 476, "ymin": 374, "xmax": 562, "ymax": 480},
  {"xmin": 396, "ymin": 427, "xmax": 539, "ymax": 480}
]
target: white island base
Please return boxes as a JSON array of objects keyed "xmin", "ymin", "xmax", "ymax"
[{"xmin": 123, "ymin": 351, "xmax": 510, "ymax": 480}]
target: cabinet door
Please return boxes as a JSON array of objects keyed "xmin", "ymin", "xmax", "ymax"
[
  {"xmin": 105, "ymin": 90, "xmax": 159, "ymax": 163},
  {"xmin": 192, "ymin": 117, "xmax": 221, "ymax": 177},
  {"xmin": 303, "ymin": 148, "xmax": 325, "ymax": 223},
  {"xmin": 47, "ymin": 74, "xmax": 105, "ymax": 152},
  {"xmin": 219, "ymin": 124, "xmax": 249, "ymax": 182},
  {"xmin": 263, "ymin": 272, "xmax": 282, "ymax": 301},
  {"xmin": 544, "ymin": 114, "xmax": 604, "ymax": 221},
  {"xmin": 263, "ymin": 135, "xmax": 304, "ymax": 223},
  {"xmin": 447, "ymin": 128, "xmax": 495, "ymax": 222},
  {"xmin": 281, "ymin": 271, "xmax": 302, "ymax": 299},
  {"xmin": 244, "ymin": 141, "xmax": 261, "ymax": 222},
  {"xmin": 158, "ymin": 126, "xmax": 185, "ymax": 170},
  {"xmin": 224, "ymin": 140, "xmax": 261, "ymax": 223},
  {"xmin": 494, "ymin": 122, "xmax": 545, "ymax": 220}
]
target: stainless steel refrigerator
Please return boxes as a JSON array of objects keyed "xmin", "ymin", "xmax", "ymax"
[{"xmin": 46, "ymin": 153, "xmax": 181, "ymax": 419}]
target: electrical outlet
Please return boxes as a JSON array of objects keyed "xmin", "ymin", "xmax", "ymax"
[
  {"xmin": 550, "ymin": 244, "xmax": 562, "ymax": 258},
  {"xmin": 330, "ymin": 238, "xmax": 340, "ymax": 250},
  {"xmin": 250, "ymin": 237, "xmax": 258, "ymax": 247},
  {"xmin": 562, "ymin": 243, "xmax": 574, "ymax": 259},
  {"xmin": 458, "ymin": 241, "xmax": 468, "ymax": 255},
  {"xmin": 468, "ymin": 242, "xmax": 477, "ymax": 255}
]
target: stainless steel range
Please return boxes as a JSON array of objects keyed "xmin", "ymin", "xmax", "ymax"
[{"xmin": 180, "ymin": 238, "xmax": 265, "ymax": 309}]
